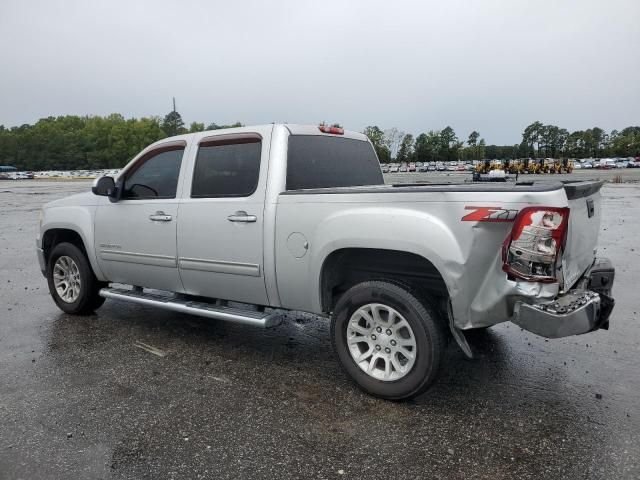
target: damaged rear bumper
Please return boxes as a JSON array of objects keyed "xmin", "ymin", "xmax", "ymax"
[{"xmin": 511, "ymin": 257, "xmax": 615, "ymax": 339}]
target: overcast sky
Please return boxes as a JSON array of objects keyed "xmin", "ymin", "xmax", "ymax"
[{"xmin": 1, "ymin": 0, "xmax": 638, "ymax": 144}]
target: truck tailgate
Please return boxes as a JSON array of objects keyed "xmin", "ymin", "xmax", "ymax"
[{"xmin": 561, "ymin": 181, "xmax": 605, "ymax": 290}]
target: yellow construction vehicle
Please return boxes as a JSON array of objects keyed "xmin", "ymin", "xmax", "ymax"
[
  {"xmin": 475, "ymin": 160, "xmax": 492, "ymax": 174},
  {"xmin": 560, "ymin": 159, "xmax": 574, "ymax": 173},
  {"xmin": 507, "ymin": 161, "xmax": 524, "ymax": 174}
]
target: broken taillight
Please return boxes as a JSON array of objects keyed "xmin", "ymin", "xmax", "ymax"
[{"xmin": 502, "ymin": 207, "xmax": 570, "ymax": 283}]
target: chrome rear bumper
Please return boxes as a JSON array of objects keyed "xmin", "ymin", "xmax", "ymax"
[{"xmin": 512, "ymin": 257, "xmax": 615, "ymax": 339}]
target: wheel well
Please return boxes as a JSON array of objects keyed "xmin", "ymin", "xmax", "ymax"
[
  {"xmin": 320, "ymin": 248, "xmax": 449, "ymax": 313},
  {"xmin": 42, "ymin": 229, "xmax": 87, "ymax": 264}
]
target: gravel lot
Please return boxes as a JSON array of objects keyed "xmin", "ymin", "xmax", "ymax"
[{"xmin": 1, "ymin": 172, "xmax": 639, "ymax": 479}]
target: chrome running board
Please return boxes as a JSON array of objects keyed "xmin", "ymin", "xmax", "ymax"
[{"xmin": 99, "ymin": 286, "xmax": 282, "ymax": 328}]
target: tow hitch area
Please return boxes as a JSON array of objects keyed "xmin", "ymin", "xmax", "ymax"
[
  {"xmin": 513, "ymin": 291, "xmax": 607, "ymax": 338},
  {"xmin": 512, "ymin": 290, "xmax": 614, "ymax": 338},
  {"xmin": 512, "ymin": 257, "xmax": 615, "ymax": 339}
]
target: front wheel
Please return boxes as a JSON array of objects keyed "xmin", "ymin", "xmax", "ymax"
[
  {"xmin": 331, "ymin": 281, "xmax": 447, "ymax": 400},
  {"xmin": 47, "ymin": 242, "xmax": 105, "ymax": 315}
]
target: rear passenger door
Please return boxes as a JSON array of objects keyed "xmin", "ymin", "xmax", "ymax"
[{"xmin": 177, "ymin": 129, "xmax": 271, "ymax": 305}]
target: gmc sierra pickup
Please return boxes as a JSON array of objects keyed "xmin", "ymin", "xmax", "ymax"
[{"xmin": 37, "ymin": 124, "xmax": 615, "ymax": 400}]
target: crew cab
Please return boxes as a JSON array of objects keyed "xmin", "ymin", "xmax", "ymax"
[{"xmin": 37, "ymin": 124, "xmax": 615, "ymax": 399}]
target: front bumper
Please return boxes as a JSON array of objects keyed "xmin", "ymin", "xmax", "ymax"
[{"xmin": 512, "ymin": 257, "xmax": 615, "ymax": 339}]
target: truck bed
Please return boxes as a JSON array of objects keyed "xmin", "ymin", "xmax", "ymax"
[{"xmin": 276, "ymin": 179, "xmax": 605, "ymax": 328}]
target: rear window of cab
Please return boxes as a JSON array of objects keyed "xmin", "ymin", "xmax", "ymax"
[{"xmin": 286, "ymin": 135, "xmax": 383, "ymax": 190}]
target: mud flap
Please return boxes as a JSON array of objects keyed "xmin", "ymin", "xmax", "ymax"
[{"xmin": 448, "ymin": 301, "xmax": 474, "ymax": 359}]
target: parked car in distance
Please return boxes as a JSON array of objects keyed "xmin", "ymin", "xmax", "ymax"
[{"xmin": 10, "ymin": 171, "xmax": 34, "ymax": 180}]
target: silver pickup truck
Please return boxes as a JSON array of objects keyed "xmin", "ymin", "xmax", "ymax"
[{"xmin": 37, "ymin": 124, "xmax": 615, "ymax": 400}]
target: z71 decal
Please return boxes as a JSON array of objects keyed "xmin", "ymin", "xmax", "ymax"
[{"xmin": 461, "ymin": 206, "xmax": 519, "ymax": 222}]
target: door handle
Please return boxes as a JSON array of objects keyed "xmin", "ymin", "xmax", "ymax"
[
  {"xmin": 149, "ymin": 211, "xmax": 172, "ymax": 222},
  {"xmin": 227, "ymin": 211, "xmax": 257, "ymax": 223}
]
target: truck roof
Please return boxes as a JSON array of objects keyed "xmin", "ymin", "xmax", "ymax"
[{"xmin": 149, "ymin": 124, "xmax": 369, "ymax": 148}]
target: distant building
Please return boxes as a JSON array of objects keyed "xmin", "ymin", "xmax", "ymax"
[{"xmin": 0, "ymin": 166, "xmax": 17, "ymax": 172}]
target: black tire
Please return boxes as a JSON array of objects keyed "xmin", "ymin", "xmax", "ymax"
[
  {"xmin": 46, "ymin": 242, "xmax": 106, "ymax": 315},
  {"xmin": 331, "ymin": 280, "xmax": 447, "ymax": 400}
]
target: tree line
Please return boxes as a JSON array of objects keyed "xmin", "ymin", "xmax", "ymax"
[
  {"xmin": 0, "ymin": 110, "xmax": 241, "ymax": 171},
  {"xmin": 365, "ymin": 122, "xmax": 640, "ymax": 163},
  {"xmin": 0, "ymin": 112, "xmax": 638, "ymax": 171}
]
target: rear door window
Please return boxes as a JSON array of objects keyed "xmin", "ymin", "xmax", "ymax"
[
  {"xmin": 191, "ymin": 136, "xmax": 262, "ymax": 198},
  {"xmin": 286, "ymin": 135, "xmax": 383, "ymax": 190}
]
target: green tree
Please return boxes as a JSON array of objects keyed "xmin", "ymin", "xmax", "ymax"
[
  {"xmin": 610, "ymin": 127, "xmax": 640, "ymax": 156},
  {"xmin": 540, "ymin": 124, "xmax": 567, "ymax": 158},
  {"xmin": 189, "ymin": 122, "xmax": 205, "ymax": 133},
  {"xmin": 589, "ymin": 127, "xmax": 605, "ymax": 157},
  {"xmin": 467, "ymin": 131, "xmax": 479, "ymax": 147},
  {"xmin": 206, "ymin": 121, "xmax": 243, "ymax": 130},
  {"xmin": 439, "ymin": 126, "xmax": 458, "ymax": 161},
  {"xmin": 363, "ymin": 126, "xmax": 391, "ymax": 162},
  {"xmin": 522, "ymin": 121, "xmax": 543, "ymax": 157},
  {"xmin": 396, "ymin": 134, "xmax": 414, "ymax": 163},
  {"xmin": 161, "ymin": 110, "xmax": 185, "ymax": 137},
  {"xmin": 414, "ymin": 131, "xmax": 442, "ymax": 162},
  {"xmin": 478, "ymin": 138, "xmax": 486, "ymax": 160},
  {"xmin": 467, "ymin": 131, "xmax": 480, "ymax": 159}
]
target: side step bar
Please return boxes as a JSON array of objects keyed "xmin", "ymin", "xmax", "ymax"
[{"xmin": 99, "ymin": 287, "xmax": 283, "ymax": 328}]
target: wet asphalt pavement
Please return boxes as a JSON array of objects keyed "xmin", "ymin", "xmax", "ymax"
[{"xmin": 1, "ymin": 175, "xmax": 639, "ymax": 479}]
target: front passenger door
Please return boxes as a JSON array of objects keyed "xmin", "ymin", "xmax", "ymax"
[{"xmin": 94, "ymin": 142, "xmax": 186, "ymax": 292}]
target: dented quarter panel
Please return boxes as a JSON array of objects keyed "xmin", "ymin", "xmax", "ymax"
[{"xmin": 275, "ymin": 186, "xmax": 571, "ymax": 329}]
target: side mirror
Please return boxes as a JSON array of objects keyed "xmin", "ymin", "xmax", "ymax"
[{"xmin": 92, "ymin": 176, "xmax": 116, "ymax": 197}]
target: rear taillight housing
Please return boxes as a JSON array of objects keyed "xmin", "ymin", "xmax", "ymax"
[{"xmin": 502, "ymin": 207, "xmax": 570, "ymax": 283}]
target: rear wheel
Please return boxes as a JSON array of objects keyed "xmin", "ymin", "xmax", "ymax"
[
  {"xmin": 47, "ymin": 242, "xmax": 105, "ymax": 314},
  {"xmin": 331, "ymin": 280, "xmax": 447, "ymax": 400}
]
